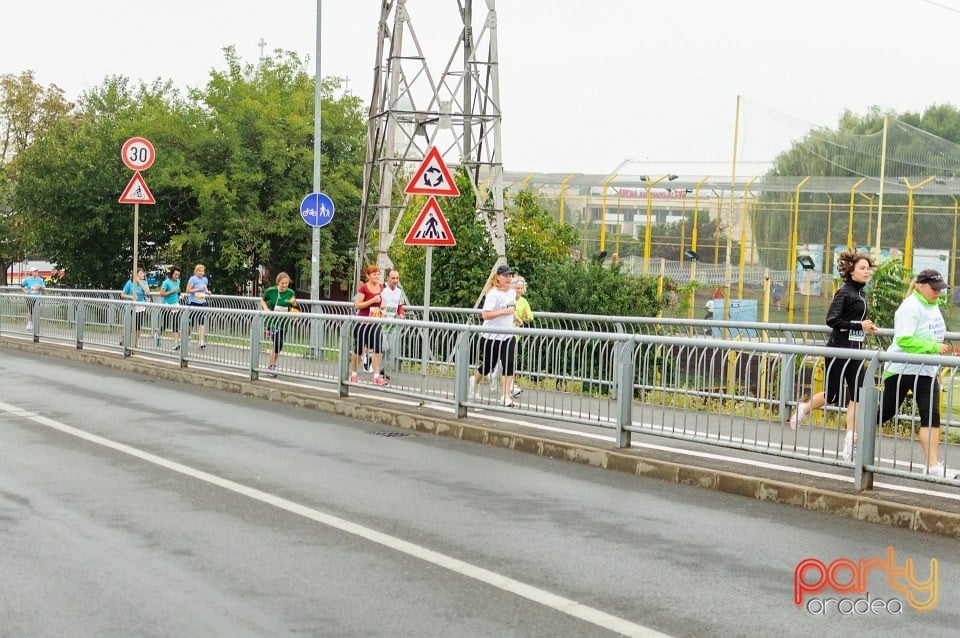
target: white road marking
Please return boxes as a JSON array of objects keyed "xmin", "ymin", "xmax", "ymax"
[{"xmin": 0, "ymin": 399, "xmax": 671, "ymax": 638}]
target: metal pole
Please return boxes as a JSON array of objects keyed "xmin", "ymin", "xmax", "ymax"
[
  {"xmin": 311, "ymin": 0, "xmax": 322, "ymax": 301},
  {"xmin": 132, "ymin": 203, "xmax": 139, "ymax": 283},
  {"xmin": 874, "ymin": 116, "xmax": 889, "ymax": 257}
]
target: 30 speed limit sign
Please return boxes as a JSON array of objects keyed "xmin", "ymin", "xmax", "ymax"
[{"xmin": 121, "ymin": 137, "xmax": 155, "ymax": 171}]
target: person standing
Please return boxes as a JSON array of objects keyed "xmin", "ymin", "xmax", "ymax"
[
  {"xmin": 379, "ymin": 269, "xmax": 405, "ymax": 381},
  {"xmin": 121, "ymin": 268, "xmax": 151, "ymax": 349},
  {"xmin": 468, "ymin": 264, "xmax": 518, "ymax": 407},
  {"xmin": 352, "ymin": 265, "xmax": 386, "ymax": 385},
  {"xmin": 21, "ymin": 266, "xmax": 45, "ymax": 331},
  {"xmin": 877, "ymin": 269, "xmax": 958, "ymax": 477},
  {"xmin": 260, "ymin": 272, "xmax": 298, "ymax": 378},
  {"xmin": 186, "ymin": 263, "xmax": 210, "ymax": 349},
  {"xmin": 787, "ymin": 251, "xmax": 878, "ymax": 461},
  {"xmin": 158, "ymin": 266, "xmax": 182, "ymax": 348}
]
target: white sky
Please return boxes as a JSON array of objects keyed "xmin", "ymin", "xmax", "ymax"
[{"xmin": 4, "ymin": 0, "xmax": 960, "ymax": 176}]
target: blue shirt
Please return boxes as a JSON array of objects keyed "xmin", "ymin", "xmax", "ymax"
[
  {"xmin": 123, "ymin": 279, "xmax": 149, "ymax": 303},
  {"xmin": 187, "ymin": 275, "xmax": 209, "ymax": 304},
  {"xmin": 22, "ymin": 276, "xmax": 45, "ymax": 296},
  {"xmin": 160, "ymin": 277, "xmax": 181, "ymax": 305}
]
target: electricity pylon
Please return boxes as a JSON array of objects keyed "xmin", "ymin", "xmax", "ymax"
[{"xmin": 354, "ymin": 0, "xmax": 505, "ymax": 287}]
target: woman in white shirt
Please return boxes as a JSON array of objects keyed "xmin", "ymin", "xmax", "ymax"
[{"xmin": 468, "ymin": 264, "xmax": 518, "ymax": 407}]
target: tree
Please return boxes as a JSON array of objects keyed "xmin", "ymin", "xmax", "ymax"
[
  {"xmin": 12, "ymin": 50, "xmax": 367, "ymax": 292},
  {"xmin": 179, "ymin": 48, "xmax": 365, "ymax": 293},
  {"xmin": 0, "ymin": 72, "xmax": 73, "ymax": 284}
]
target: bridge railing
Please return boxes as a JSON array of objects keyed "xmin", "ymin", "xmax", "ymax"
[{"xmin": 1, "ymin": 291, "xmax": 957, "ymax": 490}]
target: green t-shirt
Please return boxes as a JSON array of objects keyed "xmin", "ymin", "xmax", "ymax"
[{"xmin": 262, "ymin": 287, "xmax": 297, "ymax": 328}]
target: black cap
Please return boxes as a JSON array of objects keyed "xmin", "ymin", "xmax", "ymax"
[
  {"xmin": 495, "ymin": 264, "xmax": 513, "ymax": 276},
  {"xmin": 916, "ymin": 269, "xmax": 948, "ymax": 290}
]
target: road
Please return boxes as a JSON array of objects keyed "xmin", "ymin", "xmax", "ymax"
[{"xmin": 1, "ymin": 349, "xmax": 959, "ymax": 637}]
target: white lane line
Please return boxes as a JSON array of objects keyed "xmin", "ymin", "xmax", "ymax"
[{"xmin": 0, "ymin": 399, "xmax": 671, "ymax": 638}]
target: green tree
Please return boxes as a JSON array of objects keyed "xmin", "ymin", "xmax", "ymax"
[
  {"xmin": 0, "ymin": 72, "xmax": 73, "ymax": 284},
  {"xmin": 531, "ymin": 261, "xmax": 664, "ymax": 317}
]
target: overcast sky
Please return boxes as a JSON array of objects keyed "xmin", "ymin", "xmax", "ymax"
[{"xmin": 4, "ymin": 0, "xmax": 959, "ymax": 176}]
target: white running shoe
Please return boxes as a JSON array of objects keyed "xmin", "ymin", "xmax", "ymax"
[
  {"xmin": 468, "ymin": 376, "xmax": 480, "ymax": 399},
  {"xmin": 786, "ymin": 402, "xmax": 810, "ymax": 431},
  {"xmin": 25, "ymin": 322, "xmax": 32, "ymax": 331},
  {"xmin": 510, "ymin": 384, "xmax": 522, "ymax": 398},
  {"xmin": 500, "ymin": 395, "xmax": 514, "ymax": 407},
  {"xmin": 840, "ymin": 431, "xmax": 854, "ymax": 461},
  {"xmin": 925, "ymin": 463, "xmax": 945, "ymax": 476}
]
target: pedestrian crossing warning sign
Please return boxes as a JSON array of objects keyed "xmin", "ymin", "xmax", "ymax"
[
  {"xmin": 119, "ymin": 171, "xmax": 156, "ymax": 204},
  {"xmin": 404, "ymin": 146, "xmax": 460, "ymax": 197},
  {"xmin": 404, "ymin": 197, "xmax": 456, "ymax": 246}
]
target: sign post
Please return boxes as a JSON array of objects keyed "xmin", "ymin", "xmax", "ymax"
[
  {"xmin": 404, "ymin": 148, "xmax": 459, "ymax": 380},
  {"xmin": 120, "ymin": 138, "xmax": 156, "ymax": 287},
  {"xmin": 300, "ymin": 192, "xmax": 335, "ymax": 358}
]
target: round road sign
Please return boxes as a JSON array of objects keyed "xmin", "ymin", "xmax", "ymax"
[{"xmin": 121, "ymin": 137, "xmax": 156, "ymax": 171}]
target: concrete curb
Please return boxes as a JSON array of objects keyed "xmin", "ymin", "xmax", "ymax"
[{"xmin": 5, "ymin": 337, "xmax": 960, "ymax": 540}]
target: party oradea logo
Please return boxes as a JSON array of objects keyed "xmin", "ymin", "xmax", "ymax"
[{"xmin": 794, "ymin": 546, "xmax": 938, "ymax": 615}]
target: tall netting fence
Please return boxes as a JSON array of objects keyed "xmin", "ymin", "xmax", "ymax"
[{"xmin": 502, "ymin": 99, "xmax": 960, "ymax": 328}]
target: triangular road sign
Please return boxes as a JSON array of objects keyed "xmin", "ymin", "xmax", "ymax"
[
  {"xmin": 404, "ymin": 197, "xmax": 456, "ymax": 246},
  {"xmin": 119, "ymin": 171, "xmax": 156, "ymax": 204},
  {"xmin": 404, "ymin": 146, "xmax": 460, "ymax": 197}
]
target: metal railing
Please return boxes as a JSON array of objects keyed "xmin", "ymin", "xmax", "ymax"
[{"xmin": 1, "ymin": 291, "xmax": 958, "ymax": 491}]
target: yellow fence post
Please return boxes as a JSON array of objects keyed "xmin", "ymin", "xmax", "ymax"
[{"xmin": 787, "ymin": 176, "xmax": 811, "ymax": 324}]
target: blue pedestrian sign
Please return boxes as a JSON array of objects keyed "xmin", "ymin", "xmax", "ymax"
[{"xmin": 300, "ymin": 192, "xmax": 335, "ymax": 228}]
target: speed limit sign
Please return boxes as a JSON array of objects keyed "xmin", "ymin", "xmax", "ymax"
[{"xmin": 121, "ymin": 137, "xmax": 155, "ymax": 171}]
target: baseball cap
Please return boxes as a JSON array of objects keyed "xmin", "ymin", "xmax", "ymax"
[
  {"xmin": 29, "ymin": 267, "xmax": 38, "ymax": 273},
  {"xmin": 495, "ymin": 264, "xmax": 513, "ymax": 276},
  {"xmin": 916, "ymin": 269, "xmax": 948, "ymax": 290}
]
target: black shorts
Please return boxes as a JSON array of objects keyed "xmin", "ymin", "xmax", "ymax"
[
  {"xmin": 188, "ymin": 302, "xmax": 207, "ymax": 326},
  {"xmin": 161, "ymin": 307, "xmax": 181, "ymax": 333},
  {"xmin": 479, "ymin": 337, "xmax": 516, "ymax": 377},
  {"xmin": 25, "ymin": 297, "xmax": 38, "ymax": 312},
  {"xmin": 134, "ymin": 310, "xmax": 146, "ymax": 332},
  {"xmin": 353, "ymin": 322, "xmax": 382, "ymax": 355}
]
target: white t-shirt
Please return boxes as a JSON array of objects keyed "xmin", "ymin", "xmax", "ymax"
[
  {"xmin": 380, "ymin": 285, "xmax": 404, "ymax": 330},
  {"xmin": 482, "ymin": 287, "xmax": 517, "ymax": 341}
]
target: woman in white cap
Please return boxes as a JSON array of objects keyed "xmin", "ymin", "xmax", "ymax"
[
  {"xmin": 878, "ymin": 269, "xmax": 958, "ymax": 477},
  {"xmin": 469, "ymin": 263, "xmax": 518, "ymax": 406}
]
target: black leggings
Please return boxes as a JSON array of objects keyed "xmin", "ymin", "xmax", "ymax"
[
  {"xmin": 823, "ymin": 355, "xmax": 866, "ymax": 405},
  {"xmin": 271, "ymin": 329, "xmax": 286, "ymax": 354},
  {"xmin": 878, "ymin": 374, "xmax": 940, "ymax": 428}
]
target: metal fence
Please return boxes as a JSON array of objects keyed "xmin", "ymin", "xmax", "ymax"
[{"xmin": 2, "ymin": 290, "xmax": 959, "ymax": 491}]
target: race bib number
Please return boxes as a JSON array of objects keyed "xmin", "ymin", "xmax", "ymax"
[
  {"xmin": 383, "ymin": 304, "xmax": 398, "ymax": 318},
  {"xmin": 849, "ymin": 329, "xmax": 865, "ymax": 343},
  {"xmin": 274, "ymin": 305, "xmax": 289, "ymax": 313},
  {"xmin": 195, "ymin": 292, "xmax": 205, "ymax": 300}
]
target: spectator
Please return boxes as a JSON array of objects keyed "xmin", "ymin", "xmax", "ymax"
[
  {"xmin": 260, "ymin": 272, "xmax": 298, "ymax": 378},
  {"xmin": 787, "ymin": 251, "xmax": 878, "ymax": 463},
  {"xmin": 186, "ymin": 263, "xmax": 211, "ymax": 349},
  {"xmin": 21, "ymin": 267, "xmax": 45, "ymax": 331},
  {"xmin": 121, "ymin": 268, "xmax": 151, "ymax": 349},
  {"xmin": 158, "ymin": 266, "xmax": 182, "ymax": 349},
  {"xmin": 352, "ymin": 265, "xmax": 386, "ymax": 385},
  {"xmin": 877, "ymin": 269, "xmax": 958, "ymax": 477}
]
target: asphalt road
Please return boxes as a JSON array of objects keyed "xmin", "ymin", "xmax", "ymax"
[{"xmin": 1, "ymin": 349, "xmax": 959, "ymax": 637}]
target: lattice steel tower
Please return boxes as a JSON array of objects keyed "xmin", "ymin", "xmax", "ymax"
[{"xmin": 355, "ymin": 0, "xmax": 504, "ymax": 284}]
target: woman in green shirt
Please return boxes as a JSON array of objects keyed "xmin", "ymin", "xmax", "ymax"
[{"xmin": 260, "ymin": 272, "xmax": 298, "ymax": 378}]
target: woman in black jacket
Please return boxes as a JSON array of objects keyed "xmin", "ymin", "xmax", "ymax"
[{"xmin": 787, "ymin": 250, "xmax": 878, "ymax": 460}]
